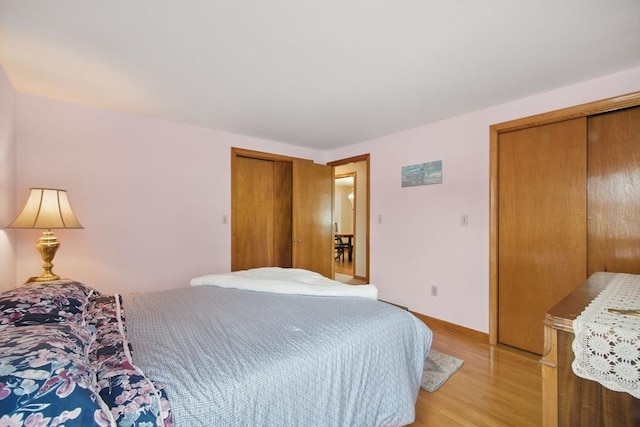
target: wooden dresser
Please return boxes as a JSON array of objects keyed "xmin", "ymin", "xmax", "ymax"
[{"xmin": 541, "ymin": 272, "xmax": 640, "ymax": 426}]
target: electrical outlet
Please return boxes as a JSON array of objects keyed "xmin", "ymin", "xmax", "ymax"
[{"xmin": 431, "ymin": 285, "xmax": 438, "ymax": 297}]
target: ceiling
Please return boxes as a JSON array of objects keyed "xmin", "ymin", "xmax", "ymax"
[{"xmin": 1, "ymin": 1, "xmax": 639, "ymax": 150}]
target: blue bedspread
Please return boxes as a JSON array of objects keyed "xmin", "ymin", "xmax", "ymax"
[{"xmin": 124, "ymin": 286, "xmax": 432, "ymax": 427}]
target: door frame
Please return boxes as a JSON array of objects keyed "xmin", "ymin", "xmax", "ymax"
[
  {"xmin": 328, "ymin": 154, "xmax": 370, "ymax": 283},
  {"xmin": 488, "ymin": 91, "xmax": 640, "ymax": 346}
]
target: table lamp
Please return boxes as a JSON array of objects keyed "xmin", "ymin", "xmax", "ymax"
[{"xmin": 6, "ymin": 188, "xmax": 83, "ymax": 283}]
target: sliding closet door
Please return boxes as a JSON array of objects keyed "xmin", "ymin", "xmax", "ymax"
[
  {"xmin": 273, "ymin": 161, "xmax": 293, "ymax": 268},
  {"xmin": 231, "ymin": 148, "xmax": 332, "ymax": 277},
  {"xmin": 233, "ymin": 156, "xmax": 275, "ymax": 270},
  {"xmin": 587, "ymin": 106, "xmax": 640, "ymax": 275},
  {"xmin": 232, "ymin": 156, "xmax": 292, "ymax": 271},
  {"xmin": 498, "ymin": 118, "xmax": 587, "ymax": 355}
]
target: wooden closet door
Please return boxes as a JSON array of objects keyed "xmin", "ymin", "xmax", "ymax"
[
  {"xmin": 292, "ymin": 160, "xmax": 333, "ymax": 278},
  {"xmin": 233, "ymin": 156, "xmax": 275, "ymax": 270},
  {"xmin": 498, "ymin": 118, "xmax": 587, "ymax": 355},
  {"xmin": 231, "ymin": 149, "xmax": 332, "ymax": 277},
  {"xmin": 273, "ymin": 161, "xmax": 293, "ymax": 268},
  {"xmin": 588, "ymin": 106, "xmax": 640, "ymax": 275}
]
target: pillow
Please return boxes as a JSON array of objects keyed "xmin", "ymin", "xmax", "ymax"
[
  {"xmin": 87, "ymin": 295, "xmax": 135, "ymax": 379},
  {"xmin": 98, "ymin": 373, "xmax": 171, "ymax": 426},
  {"xmin": 0, "ymin": 323, "xmax": 113, "ymax": 426},
  {"xmin": 0, "ymin": 280, "xmax": 98, "ymax": 328},
  {"xmin": 87, "ymin": 295, "xmax": 172, "ymax": 426}
]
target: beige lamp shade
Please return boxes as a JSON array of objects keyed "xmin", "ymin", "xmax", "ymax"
[{"xmin": 7, "ymin": 188, "xmax": 83, "ymax": 229}]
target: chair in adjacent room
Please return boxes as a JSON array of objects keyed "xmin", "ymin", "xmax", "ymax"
[{"xmin": 335, "ymin": 236, "xmax": 350, "ymax": 261}]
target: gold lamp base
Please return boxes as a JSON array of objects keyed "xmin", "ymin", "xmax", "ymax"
[{"xmin": 30, "ymin": 229, "xmax": 61, "ymax": 282}]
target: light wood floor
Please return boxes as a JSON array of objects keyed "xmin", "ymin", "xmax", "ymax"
[
  {"xmin": 334, "ymin": 255, "xmax": 353, "ymax": 275},
  {"xmin": 409, "ymin": 321, "xmax": 543, "ymax": 426}
]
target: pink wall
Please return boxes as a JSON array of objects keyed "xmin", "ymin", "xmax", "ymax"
[
  {"xmin": 327, "ymin": 67, "xmax": 640, "ymax": 332},
  {"xmin": 14, "ymin": 94, "xmax": 324, "ymax": 294},
  {"xmin": 0, "ymin": 66, "xmax": 17, "ymax": 291},
  {"xmin": 7, "ymin": 65, "xmax": 640, "ymax": 333}
]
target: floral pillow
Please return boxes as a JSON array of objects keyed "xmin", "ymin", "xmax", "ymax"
[
  {"xmin": 87, "ymin": 296, "xmax": 135, "ymax": 378},
  {"xmin": 0, "ymin": 280, "xmax": 99, "ymax": 328},
  {"xmin": 0, "ymin": 323, "xmax": 113, "ymax": 426},
  {"xmin": 97, "ymin": 373, "xmax": 172, "ymax": 426},
  {"xmin": 87, "ymin": 295, "xmax": 172, "ymax": 426}
]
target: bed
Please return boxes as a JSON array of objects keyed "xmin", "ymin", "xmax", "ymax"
[{"xmin": 0, "ymin": 268, "xmax": 432, "ymax": 426}]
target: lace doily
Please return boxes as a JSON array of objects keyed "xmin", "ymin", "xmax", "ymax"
[{"xmin": 572, "ymin": 273, "xmax": 640, "ymax": 398}]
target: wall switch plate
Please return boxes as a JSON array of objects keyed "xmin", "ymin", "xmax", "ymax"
[
  {"xmin": 377, "ymin": 214, "xmax": 383, "ymax": 224},
  {"xmin": 431, "ymin": 285, "xmax": 438, "ymax": 297},
  {"xmin": 223, "ymin": 214, "xmax": 228, "ymax": 224},
  {"xmin": 460, "ymin": 214, "xmax": 469, "ymax": 227}
]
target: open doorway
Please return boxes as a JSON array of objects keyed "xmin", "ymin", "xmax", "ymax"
[
  {"xmin": 329, "ymin": 154, "xmax": 370, "ymax": 284},
  {"xmin": 334, "ymin": 173, "xmax": 355, "ymax": 280}
]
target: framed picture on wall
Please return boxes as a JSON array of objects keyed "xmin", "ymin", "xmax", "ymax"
[{"xmin": 401, "ymin": 160, "xmax": 442, "ymax": 187}]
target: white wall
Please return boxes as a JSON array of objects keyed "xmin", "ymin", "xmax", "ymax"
[
  {"xmin": 14, "ymin": 94, "xmax": 324, "ymax": 294},
  {"xmin": 334, "ymin": 185, "xmax": 352, "ymax": 234},
  {"xmin": 327, "ymin": 67, "xmax": 640, "ymax": 333},
  {"xmin": 0, "ymin": 66, "xmax": 17, "ymax": 291}
]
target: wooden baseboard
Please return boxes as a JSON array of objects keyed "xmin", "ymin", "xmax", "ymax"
[{"xmin": 411, "ymin": 311, "xmax": 489, "ymax": 343}]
